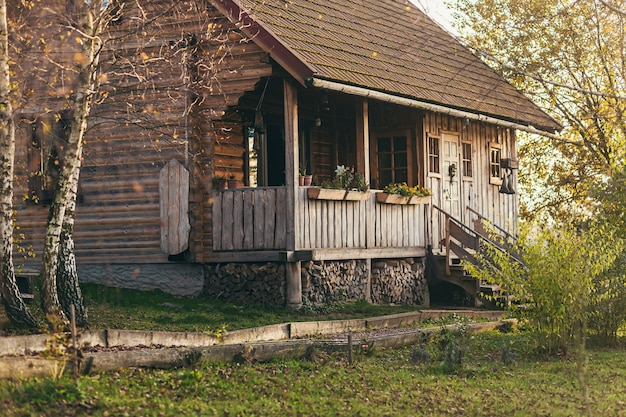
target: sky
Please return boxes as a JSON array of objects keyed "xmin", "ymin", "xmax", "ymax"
[{"xmin": 411, "ymin": 0, "xmax": 457, "ymax": 34}]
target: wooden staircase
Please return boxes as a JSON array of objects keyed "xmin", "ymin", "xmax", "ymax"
[{"xmin": 432, "ymin": 206, "xmax": 516, "ymax": 308}]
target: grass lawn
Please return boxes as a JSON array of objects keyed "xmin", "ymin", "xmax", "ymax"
[
  {"xmin": 1, "ymin": 283, "xmax": 420, "ymax": 335},
  {"xmin": 1, "ymin": 331, "xmax": 625, "ymax": 416}
]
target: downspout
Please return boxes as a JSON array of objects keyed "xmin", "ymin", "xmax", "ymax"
[{"xmin": 307, "ymin": 78, "xmax": 561, "ymax": 140}]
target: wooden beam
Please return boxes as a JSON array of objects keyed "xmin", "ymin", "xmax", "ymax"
[
  {"xmin": 293, "ymin": 247, "xmax": 427, "ymax": 261},
  {"xmin": 284, "ymin": 78, "xmax": 302, "ymax": 309},
  {"xmin": 284, "ymin": 78, "xmax": 299, "ymax": 251},
  {"xmin": 355, "ymin": 98, "xmax": 370, "ymax": 181}
]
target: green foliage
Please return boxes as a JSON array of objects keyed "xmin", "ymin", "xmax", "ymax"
[
  {"xmin": 5, "ymin": 331, "xmax": 626, "ymax": 416},
  {"xmin": 465, "ymin": 221, "xmax": 624, "ymax": 355},
  {"xmin": 211, "ymin": 174, "xmax": 227, "ymax": 184},
  {"xmin": 0, "ymin": 283, "xmax": 415, "ymax": 333},
  {"xmin": 588, "ymin": 251, "xmax": 626, "ymax": 345},
  {"xmin": 455, "ymin": 0, "xmax": 626, "ymax": 225},
  {"xmin": 382, "ymin": 182, "xmax": 431, "ymax": 197},
  {"xmin": 321, "ymin": 165, "xmax": 369, "ymax": 192}
]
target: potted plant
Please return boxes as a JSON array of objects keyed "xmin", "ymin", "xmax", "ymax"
[
  {"xmin": 307, "ymin": 165, "xmax": 370, "ymax": 200},
  {"xmin": 212, "ymin": 174, "xmax": 228, "ymax": 191},
  {"xmin": 299, "ymin": 166, "xmax": 306, "ymax": 186},
  {"xmin": 377, "ymin": 182, "xmax": 431, "ymax": 204},
  {"xmin": 299, "ymin": 164, "xmax": 313, "ymax": 186},
  {"xmin": 227, "ymin": 174, "xmax": 239, "ymax": 189}
]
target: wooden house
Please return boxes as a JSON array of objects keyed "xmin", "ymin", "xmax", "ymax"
[{"xmin": 12, "ymin": 0, "xmax": 560, "ymax": 306}]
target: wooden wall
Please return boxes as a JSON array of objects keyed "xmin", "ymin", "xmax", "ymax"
[
  {"xmin": 10, "ymin": 1, "xmax": 273, "ymax": 266},
  {"xmin": 423, "ymin": 113, "xmax": 518, "ymax": 250}
]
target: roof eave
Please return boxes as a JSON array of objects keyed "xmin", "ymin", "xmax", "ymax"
[
  {"xmin": 307, "ymin": 77, "xmax": 562, "ymax": 138},
  {"xmin": 212, "ymin": 0, "xmax": 315, "ymax": 85}
]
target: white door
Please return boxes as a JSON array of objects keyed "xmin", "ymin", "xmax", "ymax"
[{"xmin": 442, "ymin": 133, "xmax": 462, "ymax": 220}]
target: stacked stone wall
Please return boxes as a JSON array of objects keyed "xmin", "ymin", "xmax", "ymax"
[
  {"xmin": 203, "ymin": 262, "xmax": 286, "ymax": 305},
  {"xmin": 301, "ymin": 260, "xmax": 368, "ymax": 304},
  {"xmin": 371, "ymin": 259, "xmax": 429, "ymax": 307}
]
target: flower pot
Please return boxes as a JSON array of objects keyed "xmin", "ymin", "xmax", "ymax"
[
  {"xmin": 304, "ymin": 175, "xmax": 313, "ymax": 186},
  {"xmin": 227, "ymin": 179, "xmax": 239, "ymax": 189},
  {"xmin": 299, "ymin": 176, "xmax": 305, "ymax": 186},
  {"xmin": 214, "ymin": 180, "xmax": 228, "ymax": 191}
]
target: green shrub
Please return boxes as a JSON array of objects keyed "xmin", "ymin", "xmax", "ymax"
[{"xmin": 465, "ymin": 221, "xmax": 623, "ymax": 355}]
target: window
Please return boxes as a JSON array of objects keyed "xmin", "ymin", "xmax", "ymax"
[
  {"xmin": 377, "ymin": 134, "xmax": 408, "ymax": 186},
  {"xmin": 462, "ymin": 141, "xmax": 472, "ymax": 178},
  {"xmin": 489, "ymin": 142, "xmax": 502, "ymax": 185},
  {"xmin": 428, "ymin": 135, "xmax": 440, "ymax": 174},
  {"xmin": 26, "ymin": 112, "xmax": 71, "ymax": 204}
]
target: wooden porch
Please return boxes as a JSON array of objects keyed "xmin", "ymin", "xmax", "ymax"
[{"xmin": 211, "ymin": 187, "xmax": 430, "ymax": 262}]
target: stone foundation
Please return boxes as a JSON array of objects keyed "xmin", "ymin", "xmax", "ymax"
[
  {"xmin": 202, "ymin": 257, "xmax": 429, "ymax": 307},
  {"xmin": 203, "ymin": 262, "xmax": 286, "ymax": 305},
  {"xmin": 301, "ymin": 260, "xmax": 369, "ymax": 304},
  {"xmin": 78, "ymin": 263, "xmax": 205, "ymax": 297},
  {"xmin": 371, "ymin": 258, "xmax": 430, "ymax": 307}
]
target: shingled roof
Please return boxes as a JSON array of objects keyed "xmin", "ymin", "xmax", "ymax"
[{"xmin": 214, "ymin": 0, "xmax": 561, "ymax": 133}]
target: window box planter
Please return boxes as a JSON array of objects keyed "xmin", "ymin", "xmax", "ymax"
[
  {"xmin": 344, "ymin": 190, "xmax": 372, "ymax": 201},
  {"xmin": 307, "ymin": 188, "xmax": 371, "ymax": 201},
  {"xmin": 376, "ymin": 192, "xmax": 431, "ymax": 205}
]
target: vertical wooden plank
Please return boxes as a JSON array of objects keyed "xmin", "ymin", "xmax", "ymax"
[
  {"xmin": 159, "ymin": 164, "xmax": 170, "ymax": 252},
  {"xmin": 301, "ymin": 188, "xmax": 311, "ymax": 249},
  {"xmin": 212, "ymin": 192, "xmax": 223, "ymax": 250},
  {"xmin": 159, "ymin": 159, "xmax": 190, "ymax": 255},
  {"xmin": 312, "ymin": 199, "xmax": 319, "ymax": 249},
  {"xmin": 365, "ymin": 191, "xmax": 374, "ymax": 249},
  {"xmin": 167, "ymin": 162, "xmax": 179, "ymax": 252},
  {"xmin": 242, "ymin": 189, "xmax": 254, "ymax": 250},
  {"xmin": 232, "ymin": 189, "xmax": 244, "ymax": 249},
  {"xmin": 401, "ymin": 205, "xmax": 408, "ymax": 247},
  {"xmin": 222, "ymin": 191, "xmax": 234, "ymax": 250},
  {"xmin": 263, "ymin": 190, "xmax": 276, "ymax": 249},
  {"xmin": 254, "ymin": 190, "xmax": 265, "ymax": 248},
  {"xmin": 320, "ymin": 201, "xmax": 327, "ymax": 249},
  {"xmin": 275, "ymin": 188, "xmax": 287, "ymax": 248},
  {"xmin": 341, "ymin": 202, "xmax": 348, "ymax": 248},
  {"xmin": 334, "ymin": 202, "xmax": 342, "ymax": 248}
]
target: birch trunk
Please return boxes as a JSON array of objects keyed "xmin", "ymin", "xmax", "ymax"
[
  {"xmin": 0, "ymin": 0, "xmax": 38, "ymax": 328},
  {"xmin": 57, "ymin": 162, "xmax": 87, "ymax": 327},
  {"xmin": 40, "ymin": 6, "xmax": 100, "ymax": 325}
]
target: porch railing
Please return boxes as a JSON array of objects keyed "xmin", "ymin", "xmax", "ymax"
[
  {"xmin": 212, "ymin": 187, "xmax": 430, "ymax": 252},
  {"xmin": 212, "ymin": 187, "xmax": 287, "ymax": 251}
]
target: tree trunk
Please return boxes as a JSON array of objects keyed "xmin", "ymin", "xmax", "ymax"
[
  {"xmin": 0, "ymin": 0, "xmax": 38, "ymax": 328},
  {"xmin": 57, "ymin": 165, "xmax": 87, "ymax": 327},
  {"xmin": 40, "ymin": 6, "xmax": 100, "ymax": 326}
]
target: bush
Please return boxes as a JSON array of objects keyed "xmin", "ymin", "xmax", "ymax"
[{"xmin": 465, "ymin": 221, "xmax": 623, "ymax": 355}]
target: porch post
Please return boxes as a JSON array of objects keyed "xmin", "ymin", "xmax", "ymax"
[
  {"xmin": 355, "ymin": 98, "xmax": 370, "ymax": 181},
  {"xmin": 284, "ymin": 78, "xmax": 302, "ymax": 309},
  {"xmin": 356, "ymin": 98, "xmax": 373, "ymax": 301}
]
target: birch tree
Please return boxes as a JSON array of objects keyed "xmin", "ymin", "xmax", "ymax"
[
  {"xmin": 39, "ymin": 1, "xmax": 112, "ymax": 325},
  {"xmin": 0, "ymin": 0, "xmax": 38, "ymax": 328}
]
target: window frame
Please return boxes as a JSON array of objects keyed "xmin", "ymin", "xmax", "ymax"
[
  {"xmin": 489, "ymin": 142, "xmax": 502, "ymax": 185},
  {"xmin": 427, "ymin": 134, "xmax": 441, "ymax": 177},
  {"xmin": 370, "ymin": 129, "xmax": 415, "ymax": 189},
  {"xmin": 461, "ymin": 140, "xmax": 473, "ymax": 179}
]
